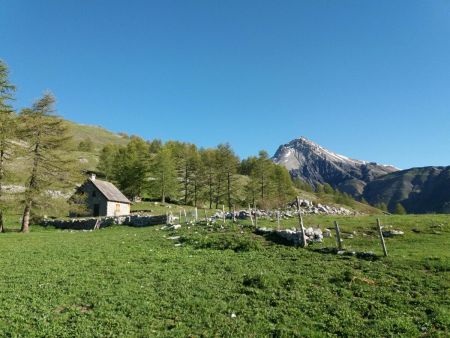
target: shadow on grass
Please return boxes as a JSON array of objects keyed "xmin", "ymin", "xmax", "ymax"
[
  {"xmin": 1, "ymin": 228, "xmax": 22, "ymax": 233},
  {"xmin": 262, "ymin": 232, "xmax": 295, "ymax": 246}
]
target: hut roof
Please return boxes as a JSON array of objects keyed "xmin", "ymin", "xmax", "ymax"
[{"xmin": 90, "ymin": 178, "xmax": 131, "ymax": 204}]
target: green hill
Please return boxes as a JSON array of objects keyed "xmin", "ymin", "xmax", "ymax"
[{"xmin": 64, "ymin": 120, "xmax": 129, "ymax": 151}]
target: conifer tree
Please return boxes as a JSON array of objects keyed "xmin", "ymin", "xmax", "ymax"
[
  {"xmin": 272, "ymin": 165, "xmax": 296, "ymax": 207},
  {"xmin": 97, "ymin": 144, "xmax": 119, "ymax": 180},
  {"xmin": 19, "ymin": 93, "xmax": 78, "ymax": 232},
  {"xmin": 112, "ymin": 137, "xmax": 150, "ymax": 199},
  {"xmin": 394, "ymin": 202, "xmax": 407, "ymax": 215},
  {"xmin": 200, "ymin": 148, "xmax": 217, "ymax": 209},
  {"xmin": 151, "ymin": 146, "xmax": 178, "ymax": 203},
  {"xmin": 0, "ymin": 60, "xmax": 16, "ymax": 233},
  {"xmin": 215, "ymin": 144, "xmax": 239, "ymax": 210},
  {"xmin": 252, "ymin": 150, "xmax": 273, "ymax": 203}
]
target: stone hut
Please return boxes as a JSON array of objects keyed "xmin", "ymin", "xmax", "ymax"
[{"xmin": 77, "ymin": 174, "xmax": 131, "ymax": 217}]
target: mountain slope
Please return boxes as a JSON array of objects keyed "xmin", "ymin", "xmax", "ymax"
[
  {"xmin": 64, "ymin": 120, "xmax": 129, "ymax": 151},
  {"xmin": 363, "ymin": 166, "xmax": 450, "ymax": 213},
  {"xmin": 4, "ymin": 120, "xmax": 129, "ymax": 184},
  {"xmin": 273, "ymin": 137, "xmax": 398, "ymax": 196}
]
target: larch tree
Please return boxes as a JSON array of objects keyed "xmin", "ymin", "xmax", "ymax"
[
  {"xmin": 200, "ymin": 148, "xmax": 217, "ymax": 209},
  {"xmin": 252, "ymin": 150, "xmax": 273, "ymax": 205},
  {"xmin": 112, "ymin": 137, "xmax": 150, "ymax": 199},
  {"xmin": 190, "ymin": 150, "xmax": 202, "ymax": 207},
  {"xmin": 0, "ymin": 60, "xmax": 16, "ymax": 233},
  {"xmin": 394, "ymin": 202, "xmax": 407, "ymax": 215},
  {"xmin": 151, "ymin": 146, "xmax": 178, "ymax": 203},
  {"xmin": 19, "ymin": 93, "xmax": 78, "ymax": 232},
  {"xmin": 97, "ymin": 144, "xmax": 119, "ymax": 180},
  {"xmin": 216, "ymin": 144, "xmax": 239, "ymax": 210},
  {"xmin": 271, "ymin": 165, "xmax": 296, "ymax": 207}
]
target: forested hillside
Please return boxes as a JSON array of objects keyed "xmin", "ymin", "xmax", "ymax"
[{"xmin": 96, "ymin": 140, "xmax": 297, "ymax": 209}]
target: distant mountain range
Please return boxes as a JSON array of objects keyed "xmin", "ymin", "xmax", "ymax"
[{"xmin": 273, "ymin": 137, "xmax": 450, "ymax": 214}]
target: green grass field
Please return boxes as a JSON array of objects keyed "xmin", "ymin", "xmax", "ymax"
[{"xmin": 0, "ymin": 210, "xmax": 449, "ymax": 337}]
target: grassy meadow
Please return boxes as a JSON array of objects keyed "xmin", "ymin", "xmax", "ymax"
[{"xmin": 0, "ymin": 205, "xmax": 449, "ymax": 337}]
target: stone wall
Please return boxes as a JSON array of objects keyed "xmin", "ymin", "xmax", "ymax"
[{"xmin": 41, "ymin": 214, "xmax": 168, "ymax": 230}]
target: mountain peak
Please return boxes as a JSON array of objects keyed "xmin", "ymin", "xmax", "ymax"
[{"xmin": 273, "ymin": 137, "xmax": 399, "ymax": 196}]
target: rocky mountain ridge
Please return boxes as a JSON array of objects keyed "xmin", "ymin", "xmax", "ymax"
[
  {"xmin": 273, "ymin": 137, "xmax": 450, "ymax": 214},
  {"xmin": 273, "ymin": 137, "xmax": 398, "ymax": 196}
]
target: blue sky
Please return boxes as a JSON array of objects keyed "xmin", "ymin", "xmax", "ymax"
[{"xmin": 1, "ymin": 0, "xmax": 449, "ymax": 168}]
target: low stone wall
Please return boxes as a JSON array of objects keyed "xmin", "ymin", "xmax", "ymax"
[{"xmin": 41, "ymin": 214, "xmax": 168, "ymax": 230}]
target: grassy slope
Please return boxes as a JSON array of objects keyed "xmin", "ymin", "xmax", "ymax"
[
  {"xmin": 0, "ymin": 212, "xmax": 448, "ymax": 336},
  {"xmin": 64, "ymin": 120, "xmax": 129, "ymax": 151},
  {"xmin": 4, "ymin": 120, "xmax": 129, "ymax": 183}
]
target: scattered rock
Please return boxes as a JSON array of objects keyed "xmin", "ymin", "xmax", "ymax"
[
  {"xmin": 382, "ymin": 230, "xmax": 404, "ymax": 237},
  {"xmin": 256, "ymin": 226, "xmax": 323, "ymax": 245}
]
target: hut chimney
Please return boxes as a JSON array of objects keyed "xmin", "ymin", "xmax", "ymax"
[{"xmin": 90, "ymin": 173, "xmax": 96, "ymax": 181}]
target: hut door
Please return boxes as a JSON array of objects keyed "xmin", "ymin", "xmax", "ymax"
[{"xmin": 93, "ymin": 204, "xmax": 100, "ymax": 217}]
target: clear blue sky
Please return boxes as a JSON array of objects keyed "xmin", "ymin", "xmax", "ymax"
[{"xmin": 1, "ymin": 0, "xmax": 449, "ymax": 168}]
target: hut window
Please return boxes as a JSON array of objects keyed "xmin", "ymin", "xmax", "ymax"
[
  {"xmin": 92, "ymin": 190, "xmax": 97, "ymax": 197},
  {"xmin": 115, "ymin": 204, "xmax": 120, "ymax": 213}
]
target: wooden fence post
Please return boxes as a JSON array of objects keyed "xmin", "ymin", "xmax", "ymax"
[
  {"xmin": 254, "ymin": 204, "xmax": 258, "ymax": 227},
  {"xmin": 277, "ymin": 210, "xmax": 281, "ymax": 230},
  {"xmin": 204, "ymin": 209, "xmax": 209, "ymax": 226},
  {"xmin": 222, "ymin": 205, "xmax": 226, "ymax": 225},
  {"xmin": 195, "ymin": 207, "xmax": 198, "ymax": 224},
  {"xmin": 334, "ymin": 221, "xmax": 343, "ymax": 250},
  {"xmin": 183, "ymin": 209, "xmax": 187, "ymax": 223},
  {"xmin": 377, "ymin": 218, "xmax": 388, "ymax": 257},
  {"xmin": 296, "ymin": 196, "xmax": 307, "ymax": 247},
  {"xmin": 248, "ymin": 205, "xmax": 254, "ymax": 227},
  {"xmin": 233, "ymin": 205, "xmax": 236, "ymax": 223}
]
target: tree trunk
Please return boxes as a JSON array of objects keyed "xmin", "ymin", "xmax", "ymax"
[
  {"xmin": 194, "ymin": 179, "xmax": 197, "ymax": 207},
  {"xmin": 21, "ymin": 202, "xmax": 31, "ymax": 233},
  {"xmin": 215, "ymin": 179, "xmax": 221, "ymax": 209},
  {"xmin": 227, "ymin": 172, "xmax": 231, "ymax": 211},
  {"xmin": 184, "ymin": 164, "xmax": 188, "ymax": 205},
  {"xmin": 161, "ymin": 172, "xmax": 166, "ymax": 203},
  {"xmin": 21, "ymin": 135, "xmax": 40, "ymax": 233},
  {"xmin": 261, "ymin": 173, "xmax": 265, "ymax": 202},
  {"xmin": 0, "ymin": 210, "xmax": 4, "ymax": 233},
  {"xmin": 0, "ymin": 149, "xmax": 4, "ymax": 232},
  {"xmin": 208, "ymin": 173, "xmax": 213, "ymax": 209}
]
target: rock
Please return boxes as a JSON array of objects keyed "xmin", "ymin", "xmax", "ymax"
[
  {"xmin": 323, "ymin": 229, "xmax": 332, "ymax": 238},
  {"xmin": 382, "ymin": 230, "xmax": 404, "ymax": 237}
]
